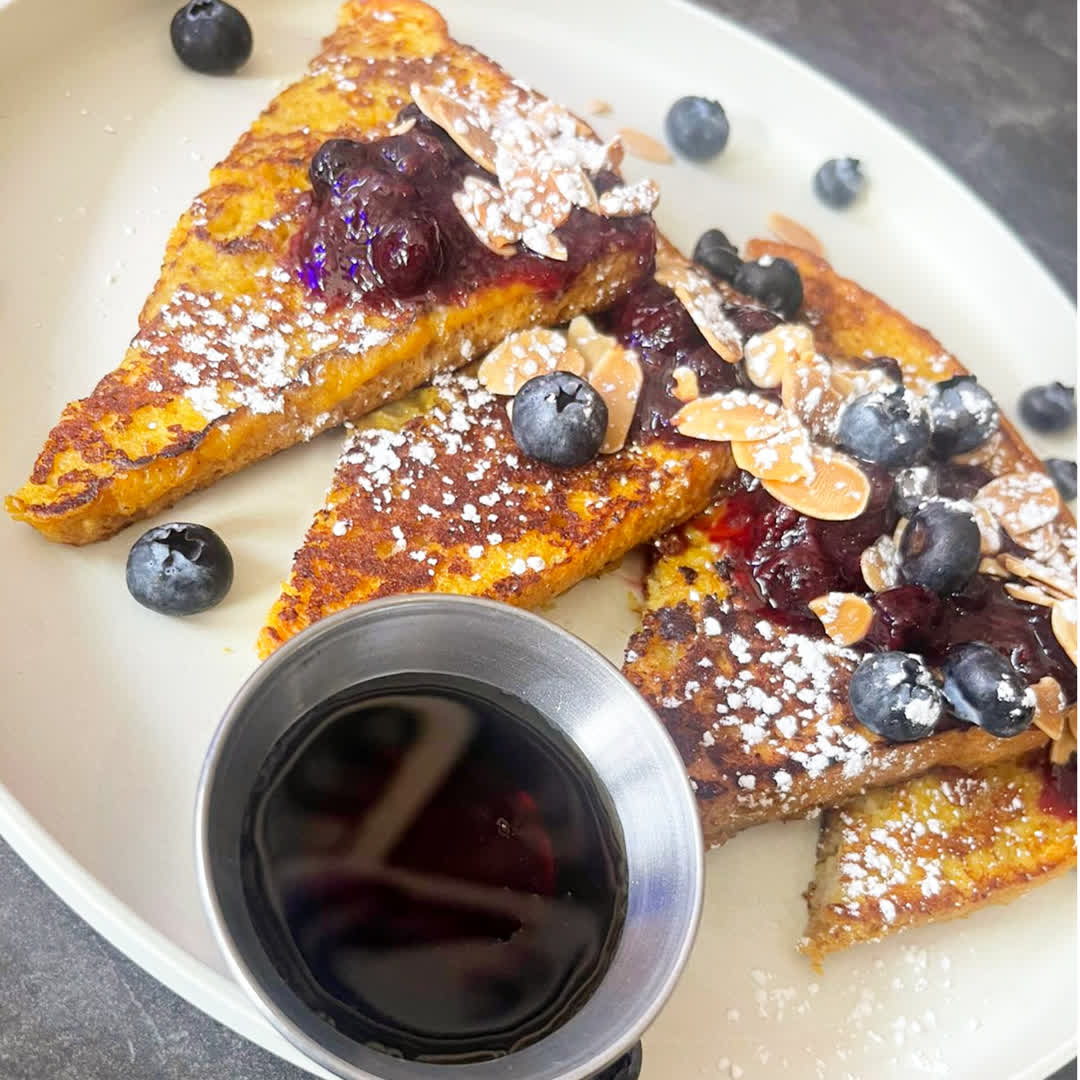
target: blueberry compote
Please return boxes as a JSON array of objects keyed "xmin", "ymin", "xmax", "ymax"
[
  {"xmin": 242, "ymin": 675, "xmax": 626, "ymax": 1063},
  {"xmin": 292, "ymin": 106, "xmax": 654, "ymax": 313}
]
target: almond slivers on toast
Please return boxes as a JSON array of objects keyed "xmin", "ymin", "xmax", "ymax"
[{"xmin": 7, "ymin": 0, "xmax": 654, "ymax": 544}]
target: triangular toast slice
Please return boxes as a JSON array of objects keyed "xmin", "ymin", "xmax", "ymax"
[
  {"xmin": 257, "ymin": 242, "xmax": 750, "ymax": 656},
  {"xmin": 800, "ymin": 752, "xmax": 1077, "ymax": 969},
  {"xmin": 623, "ymin": 241, "xmax": 1076, "ymax": 845},
  {"xmin": 7, "ymin": 0, "xmax": 655, "ymax": 544}
]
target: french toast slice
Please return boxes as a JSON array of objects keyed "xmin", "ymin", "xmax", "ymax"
[
  {"xmin": 258, "ymin": 246, "xmax": 742, "ymax": 657},
  {"xmin": 800, "ymin": 753, "xmax": 1077, "ymax": 968},
  {"xmin": 623, "ymin": 241, "xmax": 1076, "ymax": 845},
  {"xmin": 6, "ymin": 0, "xmax": 654, "ymax": 545}
]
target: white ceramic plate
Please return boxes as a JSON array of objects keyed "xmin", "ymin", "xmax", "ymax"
[{"xmin": 0, "ymin": 0, "xmax": 1075, "ymax": 1077}]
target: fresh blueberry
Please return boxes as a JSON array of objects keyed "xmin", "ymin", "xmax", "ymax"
[
  {"xmin": 170, "ymin": 0, "xmax": 252, "ymax": 75},
  {"xmin": 371, "ymin": 212, "xmax": 443, "ymax": 297},
  {"xmin": 1045, "ymin": 457, "xmax": 1077, "ymax": 501},
  {"xmin": 309, "ymin": 138, "xmax": 367, "ymax": 193},
  {"xmin": 892, "ymin": 465, "xmax": 938, "ymax": 516},
  {"xmin": 941, "ymin": 642, "xmax": 1035, "ymax": 738},
  {"xmin": 692, "ymin": 229, "xmax": 742, "ymax": 283},
  {"xmin": 126, "ymin": 523, "xmax": 234, "ymax": 615},
  {"xmin": 1018, "ymin": 381, "xmax": 1075, "ymax": 433},
  {"xmin": 665, "ymin": 96, "xmax": 730, "ymax": 161},
  {"xmin": 732, "ymin": 256, "xmax": 803, "ymax": 319},
  {"xmin": 511, "ymin": 372, "xmax": 608, "ymax": 467},
  {"xmin": 926, "ymin": 374, "xmax": 999, "ymax": 457},
  {"xmin": 835, "ymin": 387, "xmax": 931, "ymax": 469},
  {"xmin": 848, "ymin": 651, "xmax": 945, "ymax": 742},
  {"xmin": 813, "ymin": 157, "xmax": 864, "ymax": 209},
  {"xmin": 897, "ymin": 499, "xmax": 981, "ymax": 594}
]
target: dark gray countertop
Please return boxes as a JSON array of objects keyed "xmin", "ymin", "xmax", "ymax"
[{"xmin": 1, "ymin": 1, "xmax": 1074, "ymax": 1077}]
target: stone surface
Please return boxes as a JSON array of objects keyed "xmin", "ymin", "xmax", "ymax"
[{"xmin": 0, "ymin": 2, "xmax": 1074, "ymax": 1078}]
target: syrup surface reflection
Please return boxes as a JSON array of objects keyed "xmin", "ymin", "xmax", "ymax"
[{"xmin": 242, "ymin": 677, "xmax": 627, "ymax": 1063}]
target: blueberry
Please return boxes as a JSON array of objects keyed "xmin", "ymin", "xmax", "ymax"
[
  {"xmin": 126, "ymin": 523, "xmax": 234, "ymax": 615},
  {"xmin": 892, "ymin": 466, "xmax": 938, "ymax": 516},
  {"xmin": 1045, "ymin": 457, "xmax": 1077, "ymax": 501},
  {"xmin": 511, "ymin": 372, "xmax": 608, "ymax": 467},
  {"xmin": 665, "ymin": 96, "xmax": 730, "ymax": 161},
  {"xmin": 813, "ymin": 157, "xmax": 864, "ymax": 209},
  {"xmin": 835, "ymin": 387, "xmax": 931, "ymax": 469},
  {"xmin": 848, "ymin": 651, "xmax": 945, "ymax": 742},
  {"xmin": 897, "ymin": 499, "xmax": 981, "ymax": 594},
  {"xmin": 371, "ymin": 212, "xmax": 442, "ymax": 297},
  {"xmin": 732, "ymin": 257, "xmax": 803, "ymax": 319},
  {"xmin": 941, "ymin": 642, "xmax": 1035, "ymax": 738},
  {"xmin": 170, "ymin": 0, "xmax": 252, "ymax": 75},
  {"xmin": 692, "ymin": 229, "xmax": 742, "ymax": 283},
  {"xmin": 309, "ymin": 139, "xmax": 367, "ymax": 193},
  {"xmin": 926, "ymin": 374, "xmax": 999, "ymax": 457},
  {"xmin": 1018, "ymin": 381, "xmax": 1075, "ymax": 433}
]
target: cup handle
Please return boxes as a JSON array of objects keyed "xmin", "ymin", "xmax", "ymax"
[{"xmin": 591, "ymin": 1042, "xmax": 642, "ymax": 1080}]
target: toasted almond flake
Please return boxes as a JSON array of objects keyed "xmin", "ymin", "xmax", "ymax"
[
  {"xmin": 893, "ymin": 517, "xmax": 909, "ymax": 547},
  {"xmin": 781, "ymin": 351, "xmax": 846, "ymax": 439},
  {"xmin": 1004, "ymin": 582, "xmax": 1056, "ymax": 608},
  {"xmin": 588, "ymin": 344, "xmax": 643, "ymax": 453},
  {"xmin": 585, "ymin": 98, "xmax": 612, "ymax": 116},
  {"xmin": 952, "ymin": 428, "xmax": 1023, "ymax": 474},
  {"xmin": 976, "ymin": 470, "xmax": 1063, "ymax": 538},
  {"xmin": 767, "ymin": 212, "xmax": 825, "ymax": 257},
  {"xmin": 528, "ymin": 98, "xmax": 595, "ymax": 141},
  {"xmin": 762, "ymin": 448, "xmax": 871, "ymax": 521},
  {"xmin": 596, "ymin": 136, "xmax": 625, "ymax": 173},
  {"xmin": 411, "ymin": 83, "xmax": 497, "ymax": 172},
  {"xmin": 973, "ymin": 504, "xmax": 1002, "ymax": 555},
  {"xmin": 617, "ymin": 126, "xmax": 672, "ymax": 163},
  {"xmin": 1016, "ymin": 522, "xmax": 1062, "ymax": 562},
  {"xmin": 1031, "ymin": 676, "xmax": 1067, "ymax": 740},
  {"xmin": 567, "ymin": 315, "xmax": 617, "ymax": 372},
  {"xmin": 979, "ymin": 556, "xmax": 1010, "ymax": 579},
  {"xmin": 452, "ymin": 176, "xmax": 519, "ymax": 255},
  {"xmin": 521, "ymin": 225, "xmax": 568, "ymax": 260},
  {"xmin": 1069, "ymin": 705, "xmax": 1077, "ymax": 739},
  {"xmin": 656, "ymin": 264, "xmax": 742, "ymax": 363},
  {"xmin": 1050, "ymin": 729, "xmax": 1076, "ymax": 765},
  {"xmin": 388, "ymin": 115, "xmax": 417, "ymax": 135},
  {"xmin": 673, "ymin": 390, "xmax": 786, "ymax": 443},
  {"xmin": 1000, "ymin": 554, "xmax": 1077, "ymax": 599},
  {"xmin": 671, "ymin": 366, "xmax": 700, "ymax": 403},
  {"xmin": 745, "ymin": 323, "xmax": 815, "ymax": 390},
  {"xmin": 828, "ymin": 358, "xmax": 900, "ymax": 398},
  {"xmin": 477, "ymin": 328, "xmax": 584, "ymax": 395},
  {"xmin": 598, "ymin": 178, "xmax": 660, "ymax": 217},
  {"xmin": 1051, "ymin": 599, "xmax": 1077, "ymax": 664},
  {"xmin": 809, "ymin": 592, "xmax": 874, "ymax": 645},
  {"xmin": 861, "ymin": 535, "xmax": 900, "ymax": 592},
  {"xmin": 732, "ymin": 421, "xmax": 815, "ymax": 482}
]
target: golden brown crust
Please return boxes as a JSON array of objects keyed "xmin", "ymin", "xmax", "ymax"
[{"xmin": 7, "ymin": 0, "xmax": 650, "ymax": 544}]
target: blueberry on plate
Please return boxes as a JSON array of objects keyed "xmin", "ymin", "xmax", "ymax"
[
  {"xmin": 891, "ymin": 465, "xmax": 938, "ymax": 516},
  {"xmin": 835, "ymin": 387, "xmax": 931, "ymax": 469},
  {"xmin": 813, "ymin": 157, "xmax": 864, "ymax": 209},
  {"xmin": 926, "ymin": 374, "xmax": 999, "ymax": 457},
  {"xmin": 511, "ymin": 372, "xmax": 608, "ymax": 467},
  {"xmin": 126, "ymin": 523, "xmax": 234, "ymax": 615},
  {"xmin": 848, "ymin": 651, "xmax": 945, "ymax": 742},
  {"xmin": 732, "ymin": 256, "xmax": 803, "ymax": 319},
  {"xmin": 897, "ymin": 499, "xmax": 981, "ymax": 594},
  {"xmin": 1018, "ymin": 381, "xmax": 1075, "ymax": 433},
  {"xmin": 692, "ymin": 229, "xmax": 742, "ymax": 283},
  {"xmin": 942, "ymin": 642, "xmax": 1035, "ymax": 738},
  {"xmin": 1045, "ymin": 457, "xmax": 1077, "ymax": 501},
  {"xmin": 665, "ymin": 96, "xmax": 730, "ymax": 161},
  {"xmin": 171, "ymin": 0, "xmax": 252, "ymax": 75}
]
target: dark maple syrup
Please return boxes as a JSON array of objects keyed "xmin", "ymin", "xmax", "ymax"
[{"xmin": 241, "ymin": 674, "xmax": 627, "ymax": 1063}]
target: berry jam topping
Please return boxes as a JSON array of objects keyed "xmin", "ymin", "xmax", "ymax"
[
  {"xmin": 293, "ymin": 108, "xmax": 654, "ymax": 313},
  {"xmin": 849, "ymin": 651, "xmax": 945, "ymax": 742},
  {"xmin": 733, "ymin": 256, "xmax": 803, "ymax": 319},
  {"xmin": 511, "ymin": 372, "xmax": 607, "ymax": 467},
  {"xmin": 941, "ymin": 642, "xmax": 1035, "ymax": 738},
  {"xmin": 813, "ymin": 157, "xmax": 865, "ymax": 209},
  {"xmin": 665, "ymin": 97, "xmax": 730, "ymax": 162},
  {"xmin": 1018, "ymin": 381, "xmax": 1076, "ymax": 434},
  {"xmin": 1040, "ymin": 755, "xmax": 1078, "ymax": 819},
  {"xmin": 170, "ymin": 0, "xmax": 252, "ymax": 75},
  {"xmin": 692, "ymin": 229, "xmax": 742, "ymax": 283}
]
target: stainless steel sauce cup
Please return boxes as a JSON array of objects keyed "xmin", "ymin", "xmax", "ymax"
[{"xmin": 195, "ymin": 595, "xmax": 703, "ymax": 1080}]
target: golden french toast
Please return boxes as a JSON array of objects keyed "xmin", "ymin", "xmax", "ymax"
[
  {"xmin": 623, "ymin": 241, "xmax": 1076, "ymax": 846},
  {"xmin": 258, "ymin": 242, "xmax": 748, "ymax": 656},
  {"xmin": 801, "ymin": 753, "xmax": 1077, "ymax": 968},
  {"xmin": 7, "ymin": 0, "xmax": 656, "ymax": 545}
]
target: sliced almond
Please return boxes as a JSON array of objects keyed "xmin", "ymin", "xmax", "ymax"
[
  {"xmin": 745, "ymin": 323, "xmax": 815, "ymax": 390},
  {"xmin": 975, "ymin": 470, "xmax": 1063, "ymax": 539},
  {"xmin": 1016, "ymin": 522, "xmax": 1062, "ymax": 563},
  {"xmin": 979, "ymin": 556, "xmax": 1010, "ymax": 579},
  {"xmin": 762, "ymin": 448, "xmax": 871, "ymax": 521},
  {"xmin": 520, "ymin": 225, "xmax": 568, "ymax": 261},
  {"xmin": 617, "ymin": 127, "xmax": 672, "ymax": 163},
  {"xmin": 861, "ymin": 535, "xmax": 900, "ymax": 593},
  {"xmin": 567, "ymin": 315, "xmax": 617, "ymax": 372},
  {"xmin": 528, "ymin": 98, "xmax": 595, "ymax": 141},
  {"xmin": 1051, "ymin": 598, "xmax": 1077, "ymax": 664},
  {"xmin": 1050, "ymin": 729, "xmax": 1076, "ymax": 765},
  {"xmin": 673, "ymin": 390, "xmax": 786, "ymax": 443},
  {"xmin": 1004, "ymin": 582, "xmax": 1056, "ymax": 608},
  {"xmin": 809, "ymin": 592, "xmax": 874, "ymax": 646},
  {"xmin": 781, "ymin": 351, "xmax": 847, "ymax": 440},
  {"xmin": 1031, "ymin": 677, "xmax": 1067, "ymax": 741},
  {"xmin": 655, "ymin": 264, "xmax": 742, "ymax": 363},
  {"xmin": 598, "ymin": 178, "xmax": 660, "ymax": 217},
  {"xmin": 952, "ymin": 429, "xmax": 1023, "ymax": 474},
  {"xmin": 1000, "ymin": 554, "xmax": 1077, "ymax": 600},
  {"xmin": 732, "ymin": 421, "xmax": 815, "ymax": 482},
  {"xmin": 585, "ymin": 98, "xmax": 612, "ymax": 116},
  {"xmin": 595, "ymin": 136, "xmax": 625, "ymax": 174},
  {"xmin": 477, "ymin": 328, "xmax": 584, "ymax": 395},
  {"xmin": 671, "ymin": 366, "xmax": 700, "ymax": 403},
  {"xmin": 767, "ymin": 212, "xmax": 825, "ymax": 258},
  {"xmin": 973, "ymin": 504, "xmax": 1002, "ymax": 556},
  {"xmin": 893, "ymin": 517, "xmax": 909, "ymax": 547},
  {"xmin": 411, "ymin": 83, "xmax": 497, "ymax": 172},
  {"xmin": 452, "ymin": 176, "xmax": 519, "ymax": 255},
  {"xmin": 388, "ymin": 115, "xmax": 417, "ymax": 135},
  {"xmin": 588, "ymin": 344, "xmax": 644, "ymax": 454},
  {"xmin": 1068, "ymin": 705, "xmax": 1077, "ymax": 740}
]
